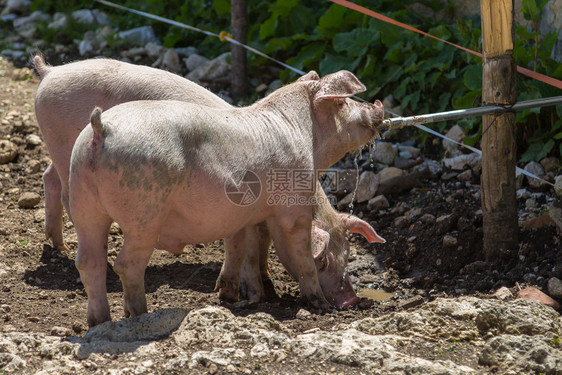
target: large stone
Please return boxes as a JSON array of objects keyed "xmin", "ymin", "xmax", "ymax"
[
  {"xmin": 1, "ymin": 0, "xmax": 31, "ymax": 16},
  {"xmin": 159, "ymin": 49, "xmax": 182, "ymax": 73},
  {"xmin": 516, "ymin": 286, "xmax": 560, "ymax": 310},
  {"xmin": 443, "ymin": 124, "xmax": 466, "ymax": 157},
  {"xmin": 377, "ymin": 167, "xmax": 403, "ymax": 184},
  {"xmin": 372, "ymin": 141, "xmax": 396, "ymax": 165},
  {"xmin": 479, "ymin": 335, "xmax": 562, "ymax": 374},
  {"xmin": 0, "ymin": 140, "xmax": 18, "ymax": 164},
  {"xmin": 443, "ymin": 153, "xmax": 481, "ymax": 172},
  {"xmin": 184, "ymin": 53, "xmax": 209, "ymax": 72},
  {"xmin": 72, "ymin": 9, "xmax": 110, "ymax": 26},
  {"xmin": 17, "ymin": 192, "xmax": 41, "ymax": 208},
  {"xmin": 13, "ymin": 10, "xmax": 50, "ymax": 36},
  {"xmin": 524, "ymin": 161, "xmax": 547, "ymax": 189},
  {"xmin": 355, "ymin": 171, "xmax": 379, "ymax": 203},
  {"xmin": 547, "ymin": 277, "xmax": 562, "ymax": 299},
  {"xmin": 367, "ymin": 195, "xmax": 389, "ymax": 211},
  {"xmin": 539, "ymin": 0, "xmax": 562, "ymax": 35},
  {"xmin": 186, "ymin": 52, "xmax": 231, "ymax": 83}
]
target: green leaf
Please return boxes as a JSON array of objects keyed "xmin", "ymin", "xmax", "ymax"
[
  {"xmin": 212, "ymin": 0, "xmax": 230, "ymax": 16},
  {"xmin": 413, "ymin": 71, "xmax": 425, "ymax": 88},
  {"xmin": 522, "ymin": 0, "xmax": 540, "ymax": 21},
  {"xmin": 319, "ymin": 53, "xmax": 353, "ymax": 75},
  {"xmin": 438, "ymin": 92, "xmax": 451, "ymax": 111},
  {"xmin": 334, "ymin": 28, "xmax": 373, "ymax": 57},
  {"xmin": 259, "ymin": 16, "xmax": 278, "ymax": 40},
  {"xmin": 317, "ymin": 4, "xmax": 347, "ymax": 37},
  {"xmin": 521, "ymin": 139, "xmax": 555, "ymax": 162},
  {"xmin": 359, "ymin": 54, "xmax": 377, "ymax": 78},
  {"xmin": 463, "ymin": 65, "xmax": 482, "ymax": 91},
  {"xmin": 286, "ymin": 42, "xmax": 325, "ymax": 70}
]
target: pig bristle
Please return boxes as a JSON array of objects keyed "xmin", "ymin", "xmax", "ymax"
[
  {"xmin": 90, "ymin": 107, "xmax": 105, "ymax": 137},
  {"xmin": 33, "ymin": 55, "xmax": 50, "ymax": 79}
]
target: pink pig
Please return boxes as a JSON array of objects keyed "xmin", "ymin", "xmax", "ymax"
[
  {"xmin": 69, "ymin": 70, "xmax": 384, "ymax": 326},
  {"xmin": 34, "ymin": 57, "xmax": 384, "ymax": 323}
]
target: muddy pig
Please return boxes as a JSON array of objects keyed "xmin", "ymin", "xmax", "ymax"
[
  {"xmin": 35, "ymin": 57, "xmax": 384, "ymax": 311},
  {"xmin": 69, "ymin": 71, "xmax": 384, "ymax": 326}
]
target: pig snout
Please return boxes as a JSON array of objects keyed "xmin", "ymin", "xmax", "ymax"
[
  {"xmin": 330, "ymin": 275, "xmax": 360, "ymax": 309},
  {"xmin": 338, "ymin": 295, "xmax": 361, "ymax": 308}
]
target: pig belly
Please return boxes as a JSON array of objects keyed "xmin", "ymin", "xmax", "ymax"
[
  {"xmin": 105, "ymin": 179, "xmax": 271, "ymax": 254},
  {"xmin": 155, "ymin": 204, "xmax": 265, "ymax": 251}
]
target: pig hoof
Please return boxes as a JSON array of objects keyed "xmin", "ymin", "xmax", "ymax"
[
  {"xmin": 216, "ymin": 277, "xmax": 240, "ymax": 302},
  {"xmin": 218, "ymin": 287, "xmax": 239, "ymax": 303},
  {"xmin": 55, "ymin": 243, "xmax": 70, "ymax": 252},
  {"xmin": 87, "ymin": 313, "xmax": 111, "ymax": 328},
  {"xmin": 304, "ymin": 295, "xmax": 333, "ymax": 314}
]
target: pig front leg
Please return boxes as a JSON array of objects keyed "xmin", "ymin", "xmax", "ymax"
[
  {"xmin": 42, "ymin": 163, "xmax": 68, "ymax": 251},
  {"xmin": 216, "ymin": 229, "xmax": 247, "ymax": 302},
  {"xmin": 266, "ymin": 212, "xmax": 332, "ymax": 313},
  {"xmin": 113, "ymin": 237, "xmax": 156, "ymax": 319}
]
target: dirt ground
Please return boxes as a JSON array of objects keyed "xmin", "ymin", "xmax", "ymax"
[{"xmin": 0, "ymin": 56, "xmax": 561, "ymax": 373}]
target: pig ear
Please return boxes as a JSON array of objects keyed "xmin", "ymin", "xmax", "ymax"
[
  {"xmin": 311, "ymin": 226, "xmax": 330, "ymax": 259},
  {"xmin": 298, "ymin": 71, "xmax": 320, "ymax": 82},
  {"xmin": 314, "ymin": 71, "xmax": 366, "ymax": 101},
  {"xmin": 342, "ymin": 215, "xmax": 385, "ymax": 243}
]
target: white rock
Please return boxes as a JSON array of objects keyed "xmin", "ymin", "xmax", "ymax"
[
  {"xmin": 144, "ymin": 42, "xmax": 163, "ymax": 59},
  {"xmin": 48, "ymin": 12, "xmax": 67, "ymax": 29},
  {"xmin": 398, "ymin": 145, "xmax": 421, "ymax": 158},
  {"xmin": 26, "ymin": 134, "xmax": 42, "ymax": 146},
  {"xmin": 118, "ymin": 26, "xmax": 157, "ymax": 46},
  {"xmin": 78, "ymin": 31, "xmax": 96, "ymax": 56},
  {"xmin": 184, "ymin": 53, "xmax": 209, "ymax": 72},
  {"xmin": 1, "ymin": 0, "xmax": 31, "ymax": 16},
  {"xmin": 443, "ymin": 125, "xmax": 466, "ymax": 157},
  {"xmin": 492, "ymin": 286, "xmax": 512, "ymax": 300},
  {"xmin": 160, "ymin": 49, "xmax": 182, "ymax": 73},
  {"xmin": 443, "ymin": 153, "xmax": 481, "ymax": 171},
  {"xmin": 186, "ymin": 52, "xmax": 231, "ymax": 83},
  {"xmin": 72, "ymin": 9, "xmax": 110, "ymax": 26},
  {"xmin": 13, "ymin": 10, "xmax": 49, "ymax": 35}
]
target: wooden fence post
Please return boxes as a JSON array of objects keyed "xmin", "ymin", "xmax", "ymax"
[
  {"xmin": 480, "ymin": 0, "xmax": 518, "ymax": 260},
  {"xmin": 231, "ymin": 0, "xmax": 248, "ymax": 100}
]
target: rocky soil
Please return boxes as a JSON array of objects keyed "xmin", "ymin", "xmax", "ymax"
[{"xmin": 1, "ymin": 2, "xmax": 562, "ymax": 374}]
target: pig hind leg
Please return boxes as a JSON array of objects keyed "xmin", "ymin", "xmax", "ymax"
[
  {"xmin": 74, "ymin": 210, "xmax": 112, "ymax": 327},
  {"xmin": 42, "ymin": 163, "xmax": 68, "ymax": 251},
  {"xmin": 113, "ymin": 234, "xmax": 156, "ymax": 319}
]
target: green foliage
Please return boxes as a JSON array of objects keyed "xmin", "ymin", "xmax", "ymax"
[{"xmin": 27, "ymin": 0, "xmax": 562, "ymax": 161}]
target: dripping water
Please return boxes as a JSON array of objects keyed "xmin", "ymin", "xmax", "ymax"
[{"xmin": 347, "ymin": 146, "xmax": 363, "ymax": 214}]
